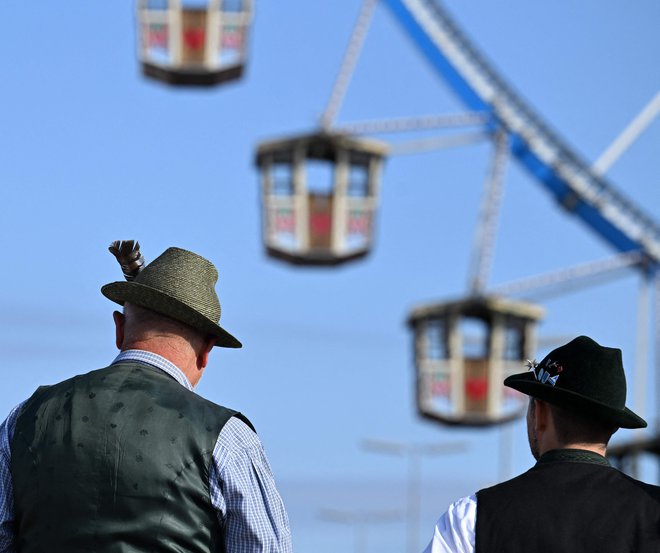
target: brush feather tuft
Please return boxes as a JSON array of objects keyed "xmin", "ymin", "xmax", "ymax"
[{"xmin": 108, "ymin": 240, "xmax": 145, "ymax": 281}]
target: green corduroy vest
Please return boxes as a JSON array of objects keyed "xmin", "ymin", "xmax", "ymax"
[{"xmin": 11, "ymin": 362, "xmax": 249, "ymax": 553}]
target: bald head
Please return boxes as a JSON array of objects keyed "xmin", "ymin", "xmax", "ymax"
[
  {"xmin": 113, "ymin": 303, "xmax": 216, "ymax": 387},
  {"xmin": 121, "ymin": 304, "xmax": 209, "ymax": 352}
]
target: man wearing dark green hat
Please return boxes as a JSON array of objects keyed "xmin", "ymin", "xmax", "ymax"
[
  {"xmin": 0, "ymin": 242, "xmax": 292, "ymax": 553},
  {"xmin": 422, "ymin": 335, "xmax": 660, "ymax": 553}
]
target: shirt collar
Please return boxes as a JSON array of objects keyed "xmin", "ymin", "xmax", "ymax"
[
  {"xmin": 111, "ymin": 349, "xmax": 194, "ymax": 391},
  {"xmin": 536, "ymin": 448, "xmax": 611, "ymax": 467}
]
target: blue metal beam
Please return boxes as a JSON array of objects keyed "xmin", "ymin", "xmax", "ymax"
[{"xmin": 380, "ymin": 0, "xmax": 659, "ymax": 273}]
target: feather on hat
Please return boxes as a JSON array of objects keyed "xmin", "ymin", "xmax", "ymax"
[{"xmin": 102, "ymin": 242, "xmax": 241, "ymax": 348}]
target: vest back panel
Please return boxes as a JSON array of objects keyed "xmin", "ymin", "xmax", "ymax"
[
  {"xmin": 11, "ymin": 363, "xmax": 244, "ymax": 553},
  {"xmin": 476, "ymin": 459, "xmax": 660, "ymax": 553}
]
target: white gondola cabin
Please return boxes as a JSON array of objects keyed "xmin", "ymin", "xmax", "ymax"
[
  {"xmin": 407, "ymin": 296, "xmax": 544, "ymax": 426},
  {"xmin": 137, "ymin": 0, "xmax": 252, "ymax": 86},
  {"xmin": 255, "ymin": 132, "xmax": 388, "ymax": 266}
]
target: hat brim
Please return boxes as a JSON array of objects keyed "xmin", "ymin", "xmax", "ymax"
[
  {"xmin": 101, "ymin": 281, "xmax": 242, "ymax": 349},
  {"xmin": 504, "ymin": 371, "xmax": 646, "ymax": 429}
]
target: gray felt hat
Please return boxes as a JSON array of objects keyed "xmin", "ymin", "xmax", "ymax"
[{"xmin": 101, "ymin": 246, "xmax": 241, "ymax": 348}]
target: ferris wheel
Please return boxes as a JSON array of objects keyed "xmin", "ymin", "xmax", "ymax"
[{"xmin": 253, "ymin": 0, "xmax": 660, "ymax": 445}]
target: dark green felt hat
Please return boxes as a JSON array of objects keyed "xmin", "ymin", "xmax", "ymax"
[
  {"xmin": 504, "ymin": 335, "xmax": 646, "ymax": 429},
  {"xmin": 101, "ymin": 247, "xmax": 241, "ymax": 348}
]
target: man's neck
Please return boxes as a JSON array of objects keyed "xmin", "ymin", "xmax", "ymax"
[
  {"xmin": 541, "ymin": 442, "xmax": 607, "ymax": 458},
  {"xmin": 122, "ymin": 339, "xmax": 201, "ymax": 386}
]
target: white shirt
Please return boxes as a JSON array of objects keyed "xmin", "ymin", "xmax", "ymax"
[{"xmin": 422, "ymin": 494, "xmax": 477, "ymax": 553}]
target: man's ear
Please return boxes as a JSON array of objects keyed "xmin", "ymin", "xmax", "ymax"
[
  {"xmin": 197, "ymin": 337, "xmax": 216, "ymax": 370},
  {"xmin": 113, "ymin": 311, "xmax": 125, "ymax": 350},
  {"xmin": 534, "ymin": 399, "xmax": 550, "ymax": 434}
]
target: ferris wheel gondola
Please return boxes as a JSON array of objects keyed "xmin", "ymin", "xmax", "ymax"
[
  {"xmin": 255, "ymin": 131, "xmax": 388, "ymax": 266},
  {"xmin": 408, "ymin": 295, "xmax": 544, "ymax": 426},
  {"xmin": 137, "ymin": 0, "xmax": 252, "ymax": 87}
]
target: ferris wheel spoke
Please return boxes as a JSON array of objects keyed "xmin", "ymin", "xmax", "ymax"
[
  {"xmin": 655, "ymin": 274, "xmax": 660, "ymax": 430},
  {"xmin": 488, "ymin": 250, "xmax": 646, "ymax": 299},
  {"xmin": 467, "ymin": 130, "xmax": 509, "ymax": 294},
  {"xmin": 634, "ymin": 275, "xmax": 650, "ymax": 431},
  {"xmin": 388, "ymin": 131, "xmax": 487, "ymax": 155},
  {"xmin": 319, "ymin": 0, "xmax": 378, "ymax": 130},
  {"xmin": 331, "ymin": 111, "xmax": 489, "ymax": 134},
  {"xmin": 593, "ymin": 90, "xmax": 660, "ymax": 177}
]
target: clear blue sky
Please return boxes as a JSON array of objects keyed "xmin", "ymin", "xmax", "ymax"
[{"xmin": 1, "ymin": 1, "xmax": 659, "ymax": 551}]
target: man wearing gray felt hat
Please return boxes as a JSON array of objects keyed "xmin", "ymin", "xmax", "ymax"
[
  {"xmin": 0, "ymin": 241, "xmax": 292, "ymax": 553},
  {"xmin": 423, "ymin": 335, "xmax": 660, "ymax": 553}
]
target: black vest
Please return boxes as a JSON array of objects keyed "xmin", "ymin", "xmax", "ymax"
[
  {"xmin": 476, "ymin": 449, "xmax": 660, "ymax": 553},
  {"xmin": 11, "ymin": 362, "xmax": 252, "ymax": 553}
]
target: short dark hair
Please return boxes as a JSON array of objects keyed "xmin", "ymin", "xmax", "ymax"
[{"xmin": 545, "ymin": 401, "xmax": 618, "ymax": 446}]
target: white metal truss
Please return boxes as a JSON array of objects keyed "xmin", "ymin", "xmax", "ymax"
[
  {"xmin": 319, "ymin": 0, "xmax": 378, "ymax": 130},
  {"xmin": 388, "ymin": 132, "xmax": 487, "ymax": 155},
  {"xmin": 332, "ymin": 112, "xmax": 488, "ymax": 134},
  {"xmin": 468, "ymin": 131, "xmax": 509, "ymax": 294},
  {"xmin": 488, "ymin": 251, "xmax": 645, "ymax": 299},
  {"xmin": 593, "ymin": 90, "xmax": 660, "ymax": 176}
]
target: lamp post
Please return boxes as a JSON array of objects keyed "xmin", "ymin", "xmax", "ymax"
[
  {"xmin": 362, "ymin": 439, "xmax": 467, "ymax": 553},
  {"xmin": 319, "ymin": 508, "xmax": 404, "ymax": 553}
]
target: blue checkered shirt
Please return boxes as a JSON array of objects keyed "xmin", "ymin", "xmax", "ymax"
[{"xmin": 0, "ymin": 350, "xmax": 292, "ymax": 553}]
